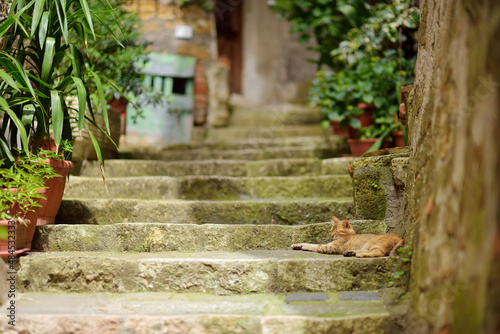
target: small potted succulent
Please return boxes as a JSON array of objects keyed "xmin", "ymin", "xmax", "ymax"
[{"xmin": 0, "ymin": 152, "xmax": 59, "ymax": 258}]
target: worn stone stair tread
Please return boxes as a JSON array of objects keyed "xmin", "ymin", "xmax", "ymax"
[
  {"xmin": 3, "ymin": 292, "xmax": 388, "ymax": 334},
  {"xmin": 18, "ymin": 251, "xmax": 395, "ymax": 294},
  {"xmin": 194, "ymin": 136, "xmax": 336, "ymax": 150},
  {"xmin": 63, "ymin": 175, "xmax": 353, "ymax": 200},
  {"xmin": 118, "ymin": 145, "xmax": 344, "ymax": 161},
  {"xmin": 205, "ymin": 125, "xmax": 326, "ymax": 140},
  {"xmin": 32, "ymin": 221, "xmax": 387, "ymax": 252},
  {"xmin": 55, "ymin": 197, "xmax": 354, "ymax": 225},
  {"xmin": 75, "ymin": 157, "xmax": 352, "ymax": 177}
]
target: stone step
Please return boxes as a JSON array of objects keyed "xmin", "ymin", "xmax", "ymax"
[
  {"xmin": 118, "ymin": 145, "xmax": 344, "ymax": 161},
  {"xmin": 64, "ymin": 175, "xmax": 353, "ymax": 200},
  {"xmin": 6, "ymin": 291, "xmax": 389, "ymax": 333},
  {"xmin": 55, "ymin": 198, "xmax": 354, "ymax": 225},
  {"xmin": 74, "ymin": 157, "xmax": 352, "ymax": 178},
  {"xmin": 205, "ymin": 125, "xmax": 325, "ymax": 141},
  {"xmin": 229, "ymin": 104, "xmax": 323, "ymax": 127},
  {"xmin": 18, "ymin": 251, "xmax": 395, "ymax": 294},
  {"xmin": 33, "ymin": 221, "xmax": 386, "ymax": 252},
  {"xmin": 197, "ymin": 135, "xmax": 341, "ymax": 150}
]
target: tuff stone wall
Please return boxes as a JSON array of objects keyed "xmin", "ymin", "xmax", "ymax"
[{"xmin": 404, "ymin": 0, "xmax": 500, "ymax": 333}]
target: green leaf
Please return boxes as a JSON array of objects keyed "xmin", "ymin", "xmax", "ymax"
[
  {"xmin": 86, "ymin": 126, "xmax": 105, "ymax": 182},
  {"xmin": 38, "ymin": 11, "xmax": 49, "ymax": 48},
  {"xmin": 54, "ymin": 0, "xmax": 69, "ymax": 43},
  {"xmin": 0, "ymin": 69, "xmax": 19, "ymax": 91},
  {"xmin": 394, "ymin": 270, "xmax": 406, "ymax": 279},
  {"xmin": 50, "ymin": 90, "xmax": 63, "ymax": 147},
  {"xmin": 78, "ymin": 0, "xmax": 95, "ymax": 37},
  {"xmin": 337, "ymin": 4, "xmax": 357, "ymax": 27},
  {"xmin": 41, "ymin": 37, "xmax": 55, "ymax": 83},
  {"xmin": 92, "ymin": 72, "xmax": 110, "ymax": 134},
  {"xmin": 374, "ymin": 96, "xmax": 385, "ymax": 109},
  {"xmin": 349, "ymin": 117, "xmax": 361, "ymax": 129},
  {"xmin": 30, "ymin": 0, "xmax": 45, "ymax": 37},
  {"xmin": 72, "ymin": 77, "xmax": 87, "ymax": 131},
  {"xmin": 0, "ymin": 97, "xmax": 29, "ymax": 156}
]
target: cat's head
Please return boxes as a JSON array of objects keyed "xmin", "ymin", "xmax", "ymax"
[{"xmin": 331, "ymin": 216, "xmax": 356, "ymax": 239}]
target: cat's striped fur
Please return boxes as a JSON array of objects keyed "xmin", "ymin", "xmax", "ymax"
[{"xmin": 291, "ymin": 216, "xmax": 404, "ymax": 258}]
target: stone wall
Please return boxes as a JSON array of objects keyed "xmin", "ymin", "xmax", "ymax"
[
  {"xmin": 241, "ymin": 0, "xmax": 318, "ymax": 105},
  {"xmin": 404, "ymin": 0, "xmax": 500, "ymax": 333}
]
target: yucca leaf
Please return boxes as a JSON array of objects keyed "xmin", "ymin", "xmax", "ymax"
[
  {"xmin": 86, "ymin": 126, "xmax": 105, "ymax": 184},
  {"xmin": 0, "ymin": 70, "xmax": 20, "ymax": 92},
  {"xmin": 50, "ymin": 90, "xmax": 63, "ymax": 147},
  {"xmin": 0, "ymin": 97, "xmax": 29, "ymax": 156},
  {"xmin": 92, "ymin": 72, "xmax": 110, "ymax": 134},
  {"xmin": 72, "ymin": 77, "xmax": 87, "ymax": 131},
  {"xmin": 70, "ymin": 45, "xmax": 83, "ymax": 78},
  {"xmin": 39, "ymin": 11, "xmax": 49, "ymax": 48},
  {"xmin": 78, "ymin": 0, "xmax": 95, "ymax": 37},
  {"xmin": 54, "ymin": 0, "xmax": 69, "ymax": 43},
  {"xmin": 0, "ymin": 17, "xmax": 17, "ymax": 37},
  {"xmin": 30, "ymin": 0, "xmax": 46, "ymax": 37},
  {"xmin": 41, "ymin": 37, "xmax": 55, "ymax": 83}
]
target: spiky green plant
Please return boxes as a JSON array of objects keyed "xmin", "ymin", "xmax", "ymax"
[{"xmin": 0, "ymin": 0, "xmax": 122, "ymax": 170}]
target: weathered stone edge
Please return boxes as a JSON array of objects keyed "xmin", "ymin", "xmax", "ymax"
[{"xmin": 32, "ymin": 221, "xmax": 387, "ymax": 252}]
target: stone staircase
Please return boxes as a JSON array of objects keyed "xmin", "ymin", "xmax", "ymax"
[{"xmin": 4, "ymin": 104, "xmax": 401, "ymax": 333}]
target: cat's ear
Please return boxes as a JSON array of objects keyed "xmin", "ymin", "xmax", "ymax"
[
  {"xmin": 332, "ymin": 216, "xmax": 340, "ymax": 223},
  {"xmin": 342, "ymin": 220, "xmax": 350, "ymax": 228}
]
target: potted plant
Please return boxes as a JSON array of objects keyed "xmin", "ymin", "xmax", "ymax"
[
  {"xmin": 309, "ymin": 0, "xmax": 419, "ymax": 148},
  {"xmin": 0, "ymin": 152, "xmax": 59, "ymax": 258},
  {"xmin": 0, "ymin": 0, "xmax": 121, "ymax": 171}
]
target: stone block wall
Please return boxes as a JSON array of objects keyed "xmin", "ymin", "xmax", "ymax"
[{"xmin": 404, "ymin": 0, "xmax": 500, "ymax": 333}]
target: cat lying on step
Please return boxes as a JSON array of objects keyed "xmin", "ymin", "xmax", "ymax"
[{"xmin": 291, "ymin": 216, "xmax": 404, "ymax": 258}]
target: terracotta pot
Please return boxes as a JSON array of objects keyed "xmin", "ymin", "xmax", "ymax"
[
  {"xmin": 330, "ymin": 121, "xmax": 349, "ymax": 137},
  {"xmin": 6, "ymin": 189, "xmax": 39, "ymax": 250},
  {"xmin": 36, "ymin": 159, "xmax": 74, "ymax": 226},
  {"xmin": 357, "ymin": 103, "xmax": 376, "ymax": 111},
  {"xmin": 0, "ymin": 218, "xmax": 32, "ymax": 259},
  {"xmin": 392, "ymin": 131, "xmax": 406, "ymax": 147},
  {"xmin": 348, "ymin": 138, "xmax": 378, "ymax": 156},
  {"xmin": 108, "ymin": 97, "xmax": 128, "ymax": 135}
]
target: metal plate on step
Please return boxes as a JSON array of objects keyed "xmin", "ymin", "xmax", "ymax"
[{"xmin": 285, "ymin": 292, "xmax": 329, "ymax": 303}]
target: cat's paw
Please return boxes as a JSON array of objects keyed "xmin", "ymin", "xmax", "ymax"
[
  {"xmin": 291, "ymin": 244, "xmax": 303, "ymax": 250},
  {"xmin": 343, "ymin": 251, "xmax": 356, "ymax": 257}
]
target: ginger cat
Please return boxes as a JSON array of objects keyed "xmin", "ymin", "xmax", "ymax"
[{"xmin": 291, "ymin": 216, "xmax": 404, "ymax": 258}]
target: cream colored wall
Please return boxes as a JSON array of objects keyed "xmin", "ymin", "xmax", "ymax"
[{"xmin": 241, "ymin": 0, "xmax": 317, "ymax": 105}]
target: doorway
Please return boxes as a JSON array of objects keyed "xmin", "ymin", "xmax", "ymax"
[{"xmin": 215, "ymin": 0, "xmax": 243, "ymax": 93}]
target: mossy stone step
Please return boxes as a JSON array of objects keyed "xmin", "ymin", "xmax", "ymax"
[
  {"xmin": 118, "ymin": 146, "xmax": 344, "ymax": 161},
  {"xmin": 32, "ymin": 221, "xmax": 386, "ymax": 252},
  {"xmin": 55, "ymin": 198, "xmax": 354, "ymax": 225},
  {"xmin": 74, "ymin": 158, "xmax": 352, "ymax": 178},
  {"xmin": 205, "ymin": 125, "xmax": 326, "ymax": 141},
  {"xmin": 198, "ymin": 135, "xmax": 342, "ymax": 150},
  {"xmin": 64, "ymin": 175, "xmax": 353, "ymax": 200},
  {"xmin": 6, "ymin": 292, "xmax": 388, "ymax": 334},
  {"xmin": 18, "ymin": 251, "xmax": 395, "ymax": 294}
]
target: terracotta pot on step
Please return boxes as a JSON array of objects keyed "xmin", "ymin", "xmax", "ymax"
[
  {"xmin": 36, "ymin": 159, "xmax": 74, "ymax": 226},
  {"xmin": 348, "ymin": 138, "xmax": 378, "ymax": 156},
  {"xmin": 5, "ymin": 189, "xmax": 39, "ymax": 251},
  {"xmin": 0, "ymin": 218, "xmax": 32, "ymax": 259},
  {"xmin": 392, "ymin": 131, "xmax": 405, "ymax": 147}
]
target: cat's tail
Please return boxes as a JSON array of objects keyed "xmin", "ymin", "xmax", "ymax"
[{"xmin": 389, "ymin": 239, "xmax": 405, "ymax": 257}]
